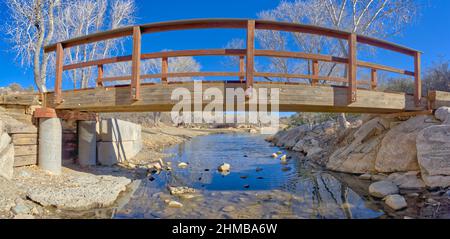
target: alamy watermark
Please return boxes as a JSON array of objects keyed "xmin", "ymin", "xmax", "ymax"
[{"xmin": 170, "ymin": 81, "xmax": 280, "ymax": 135}]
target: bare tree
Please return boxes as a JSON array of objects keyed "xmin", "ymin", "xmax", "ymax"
[
  {"xmin": 5, "ymin": 0, "xmax": 135, "ymax": 92},
  {"xmin": 5, "ymin": 0, "xmax": 60, "ymax": 93},
  {"xmin": 258, "ymin": 0, "xmax": 420, "ymax": 128},
  {"xmin": 55, "ymin": 0, "xmax": 135, "ymax": 88}
]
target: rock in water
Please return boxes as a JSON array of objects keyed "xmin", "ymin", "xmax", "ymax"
[
  {"xmin": 218, "ymin": 163, "xmax": 231, "ymax": 172},
  {"xmin": 272, "ymin": 153, "xmax": 278, "ymax": 158},
  {"xmin": 369, "ymin": 181, "xmax": 399, "ymax": 198},
  {"xmin": 178, "ymin": 162, "xmax": 188, "ymax": 169},
  {"xmin": 417, "ymin": 125, "xmax": 450, "ymax": 188},
  {"xmin": 167, "ymin": 200, "xmax": 183, "ymax": 208},
  {"xmin": 384, "ymin": 195, "xmax": 407, "ymax": 211},
  {"xmin": 221, "ymin": 206, "xmax": 236, "ymax": 212},
  {"xmin": 280, "ymin": 155, "xmax": 287, "ymax": 161},
  {"xmin": 168, "ymin": 186, "xmax": 196, "ymax": 195}
]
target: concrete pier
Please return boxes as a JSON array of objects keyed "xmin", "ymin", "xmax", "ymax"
[
  {"xmin": 38, "ymin": 117, "xmax": 62, "ymax": 175},
  {"xmin": 78, "ymin": 121, "xmax": 97, "ymax": 167}
]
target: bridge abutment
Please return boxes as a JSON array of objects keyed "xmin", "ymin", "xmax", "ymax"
[
  {"xmin": 38, "ymin": 114, "xmax": 62, "ymax": 175},
  {"xmin": 78, "ymin": 121, "xmax": 97, "ymax": 167}
]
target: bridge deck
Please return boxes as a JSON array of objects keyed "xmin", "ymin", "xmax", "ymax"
[{"xmin": 42, "ymin": 82, "xmax": 428, "ymax": 113}]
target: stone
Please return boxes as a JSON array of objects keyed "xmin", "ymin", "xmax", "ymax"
[
  {"xmin": 272, "ymin": 153, "xmax": 278, "ymax": 158},
  {"xmin": 435, "ymin": 107, "xmax": 450, "ymax": 123},
  {"xmin": 371, "ymin": 174, "xmax": 388, "ymax": 181},
  {"xmin": 271, "ymin": 125, "xmax": 310, "ymax": 149},
  {"xmin": 97, "ymin": 140, "xmax": 142, "ymax": 166},
  {"xmin": 221, "ymin": 206, "xmax": 236, "ymax": 212},
  {"xmin": 359, "ymin": 174, "xmax": 372, "ymax": 180},
  {"xmin": 375, "ymin": 116, "xmax": 436, "ymax": 173},
  {"xmin": 280, "ymin": 155, "xmax": 287, "ymax": 161},
  {"xmin": 168, "ymin": 186, "xmax": 196, "ymax": 195},
  {"xmin": 167, "ymin": 200, "xmax": 183, "ymax": 208},
  {"xmin": 417, "ymin": 125, "xmax": 450, "ymax": 188},
  {"xmin": 178, "ymin": 162, "xmax": 188, "ymax": 169},
  {"xmin": 0, "ymin": 143, "xmax": 14, "ymax": 180},
  {"xmin": 99, "ymin": 119, "xmax": 142, "ymax": 142},
  {"xmin": 369, "ymin": 181, "xmax": 399, "ymax": 198},
  {"xmin": 387, "ymin": 171, "xmax": 426, "ymax": 189},
  {"xmin": 26, "ymin": 174, "xmax": 131, "ymax": 210},
  {"xmin": 384, "ymin": 195, "xmax": 407, "ymax": 211},
  {"xmin": 0, "ymin": 131, "xmax": 11, "ymax": 153},
  {"xmin": 218, "ymin": 163, "xmax": 231, "ymax": 172},
  {"xmin": 12, "ymin": 204, "xmax": 30, "ymax": 215},
  {"xmin": 327, "ymin": 118, "xmax": 389, "ymax": 174}
]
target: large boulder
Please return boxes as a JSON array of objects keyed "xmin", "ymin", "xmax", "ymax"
[
  {"xmin": 435, "ymin": 107, "xmax": 450, "ymax": 124},
  {"xmin": 375, "ymin": 116, "xmax": 437, "ymax": 173},
  {"xmin": 326, "ymin": 117, "xmax": 391, "ymax": 174},
  {"xmin": 417, "ymin": 125, "xmax": 450, "ymax": 188},
  {"xmin": 0, "ymin": 123, "xmax": 14, "ymax": 180},
  {"xmin": 387, "ymin": 171, "xmax": 426, "ymax": 189}
]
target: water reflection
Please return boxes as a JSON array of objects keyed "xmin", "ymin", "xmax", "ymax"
[{"xmin": 115, "ymin": 133, "xmax": 384, "ymax": 219}]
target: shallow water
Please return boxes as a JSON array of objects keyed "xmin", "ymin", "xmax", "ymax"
[{"xmin": 114, "ymin": 133, "xmax": 385, "ymax": 219}]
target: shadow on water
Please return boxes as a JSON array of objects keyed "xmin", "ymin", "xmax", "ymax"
[{"xmin": 114, "ymin": 133, "xmax": 385, "ymax": 219}]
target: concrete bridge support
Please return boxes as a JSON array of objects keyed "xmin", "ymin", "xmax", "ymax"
[
  {"xmin": 78, "ymin": 121, "xmax": 97, "ymax": 167},
  {"xmin": 38, "ymin": 117, "xmax": 62, "ymax": 175}
]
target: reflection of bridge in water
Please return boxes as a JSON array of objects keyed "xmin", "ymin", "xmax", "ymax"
[{"xmin": 34, "ymin": 19, "xmax": 450, "ymax": 115}]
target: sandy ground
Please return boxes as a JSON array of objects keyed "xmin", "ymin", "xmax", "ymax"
[{"xmin": 0, "ymin": 125, "xmax": 250, "ymax": 219}]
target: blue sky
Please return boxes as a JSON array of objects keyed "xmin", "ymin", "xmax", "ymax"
[{"xmin": 0, "ymin": 0, "xmax": 449, "ymax": 89}]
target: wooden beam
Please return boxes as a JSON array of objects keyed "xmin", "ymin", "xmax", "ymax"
[
  {"xmin": 161, "ymin": 57, "xmax": 168, "ymax": 84},
  {"xmin": 348, "ymin": 33, "xmax": 357, "ymax": 104},
  {"xmin": 97, "ymin": 65, "xmax": 104, "ymax": 87},
  {"xmin": 131, "ymin": 26, "xmax": 142, "ymax": 101},
  {"xmin": 239, "ymin": 56, "xmax": 245, "ymax": 83},
  {"xmin": 414, "ymin": 51, "xmax": 422, "ymax": 106},
  {"xmin": 381, "ymin": 110, "xmax": 432, "ymax": 119},
  {"xmin": 34, "ymin": 107, "xmax": 58, "ymax": 118},
  {"xmin": 312, "ymin": 60, "xmax": 319, "ymax": 86},
  {"xmin": 246, "ymin": 20, "xmax": 255, "ymax": 88},
  {"xmin": 371, "ymin": 69, "xmax": 377, "ymax": 90},
  {"xmin": 55, "ymin": 43, "xmax": 64, "ymax": 104}
]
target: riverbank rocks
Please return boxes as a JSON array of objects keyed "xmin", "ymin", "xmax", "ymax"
[
  {"xmin": 167, "ymin": 200, "xmax": 183, "ymax": 208},
  {"xmin": 369, "ymin": 181, "xmax": 399, "ymax": 198},
  {"xmin": 375, "ymin": 116, "xmax": 436, "ymax": 173},
  {"xmin": 327, "ymin": 117, "xmax": 390, "ymax": 174},
  {"xmin": 384, "ymin": 194, "xmax": 407, "ymax": 211},
  {"xmin": 270, "ymin": 125, "xmax": 310, "ymax": 149},
  {"xmin": 387, "ymin": 171, "xmax": 426, "ymax": 189},
  {"xmin": 178, "ymin": 162, "xmax": 188, "ymax": 169},
  {"xmin": 417, "ymin": 125, "xmax": 450, "ymax": 188},
  {"xmin": 0, "ymin": 121, "xmax": 14, "ymax": 180}
]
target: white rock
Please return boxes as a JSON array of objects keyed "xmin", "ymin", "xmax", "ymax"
[
  {"xmin": 384, "ymin": 194, "xmax": 407, "ymax": 211},
  {"xmin": 218, "ymin": 163, "xmax": 231, "ymax": 172},
  {"xmin": 178, "ymin": 162, "xmax": 188, "ymax": 169},
  {"xmin": 280, "ymin": 155, "xmax": 287, "ymax": 161},
  {"xmin": 221, "ymin": 206, "xmax": 236, "ymax": 212},
  {"xmin": 0, "ymin": 143, "xmax": 14, "ymax": 180},
  {"xmin": 271, "ymin": 153, "xmax": 278, "ymax": 158},
  {"xmin": 369, "ymin": 181, "xmax": 399, "ymax": 198},
  {"xmin": 167, "ymin": 200, "xmax": 183, "ymax": 208},
  {"xmin": 168, "ymin": 186, "xmax": 196, "ymax": 195},
  {"xmin": 359, "ymin": 174, "xmax": 372, "ymax": 180}
]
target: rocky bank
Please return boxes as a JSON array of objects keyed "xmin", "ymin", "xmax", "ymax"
[{"xmin": 267, "ymin": 108, "xmax": 450, "ymax": 214}]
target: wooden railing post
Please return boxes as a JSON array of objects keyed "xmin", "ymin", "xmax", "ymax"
[
  {"xmin": 161, "ymin": 57, "xmax": 168, "ymax": 84},
  {"xmin": 371, "ymin": 69, "xmax": 377, "ymax": 90},
  {"xmin": 55, "ymin": 43, "xmax": 64, "ymax": 104},
  {"xmin": 348, "ymin": 33, "xmax": 357, "ymax": 103},
  {"xmin": 131, "ymin": 26, "xmax": 142, "ymax": 101},
  {"xmin": 312, "ymin": 60, "xmax": 319, "ymax": 86},
  {"xmin": 239, "ymin": 56, "xmax": 245, "ymax": 83},
  {"xmin": 414, "ymin": 51, "xmax": 422, "ymax": 106},
  {"xmin": 97, "ymin": 64, "xmax": 104, "ymax": 87},
  {"xmin": 246, "ymin": 20, "xmax": 255, "ymax": 89}
]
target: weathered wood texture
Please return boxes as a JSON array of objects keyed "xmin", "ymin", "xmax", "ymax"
[
  {"xmin": 429, "ymin": 91, "xmax": 450, "ymax": 109},
  {"xmin": 43, "ymin": 82, "xmax": 428, "ymax": 113}
]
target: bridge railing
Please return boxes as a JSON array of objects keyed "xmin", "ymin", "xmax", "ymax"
[{"xmin": 44, "ymin": 19, "xmax": 422, "ymax": 106}]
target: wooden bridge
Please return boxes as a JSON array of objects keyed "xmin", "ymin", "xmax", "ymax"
[{"xmin": 37, "ymin": 19, "xmax": 450, "ymax": 114}]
